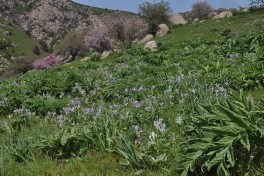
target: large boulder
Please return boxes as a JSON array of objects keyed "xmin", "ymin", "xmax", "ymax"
[
  {"xmin": 213, "ymin": 11, "xmax": 233, "ymax": 19},
  {"xmin": 169, "ymin": 13, "xmax": 187, "ymax": 25},
  {"xmin": 208, "ymin": 12, "xmax": 217, "ymax": 18},
  {"xmin": 242, "ymin": 8, "xmax": 249, "ymax": 12},
  {"xmin": 144, "ymin": 41, "xmax": 158, "ymax": 52},
  {"xmin": 193, "ymin": 18, "xmax": 199, "ymax": 23},
  {"xmin": 156, "ymin": 24, "xmax": 169, "ymax": 37},
  {"xmin": 101, "ymin": 50, "xmax": 112, "ymax": 59},
  {"xmin": 138, "ymin": 34, "xmax": 153, "ymax": 44}
]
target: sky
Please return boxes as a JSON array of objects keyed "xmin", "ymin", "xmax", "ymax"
[{"xmin": 73, "ymin": 0, "xmax": 250, "ymax": 13}]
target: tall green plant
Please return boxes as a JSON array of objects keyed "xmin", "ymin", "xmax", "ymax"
[
  {"xmin": 138, "ymin": 0, "xmax": 172, "ymax": 34},
  {"xmin": 178, "ymin": 93, "xmax": 264, "ymax": 175}
]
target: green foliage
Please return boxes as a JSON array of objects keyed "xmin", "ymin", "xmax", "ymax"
[
  {"xmin": 1, "ymin": 56, "xmax": 35, "ymax": 78},
  {"xmin": 33, "ymin": 46, "xmax": 41, "ymax": 55},
  {"xmin": 178, "ymin": 94, "xmax": 264, "ymax": 175},
  {"xmin": 138, "ymin": 0, "xmax": 172, "ymax": 33},
  {"xmin": 0, "ymin": 12, "xmax": 264, "ymax": 176},
  {"xmin": 39, "ymin": 40, "xmax": 49, "ymax": 53},
  {"xmin": 249, "ymin": 0, "xmax": 264, "ymax": 5},
  {"xmin": 38, "ymin": 125, "xmax": 93, "ymax": 159},
  {"xmin": 55, "ymin": 30, "xmax": 86, "ymax": 58},
  {"xmin": 90, "ymin": 52, "xmax": 101, "ymax": 61}
]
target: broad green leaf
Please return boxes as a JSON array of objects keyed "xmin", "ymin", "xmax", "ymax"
[
  {"xmin": 202, "ymin": 125, "xmax": 244, "ymax": 136},
  {"xmin": 215, "ymin": 104, "xmax": 253, "ymax": 131},
  {"xmin": 239, "ymin": 132, "xmax": 250, "ymax": 151}
]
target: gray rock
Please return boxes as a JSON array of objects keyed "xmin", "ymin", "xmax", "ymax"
[
  {"xmin": 156, "ymin": 24, "xmax": 169, "ymax": 37},
  {"xmin": 101, "ymin": 50, "xmax": 112, "ymax": 59},
  {"xmin": 138, "ymin": 34, "xmax": 153, "ymax": 44},
  {"xmin": 208, "ymin": 12, "xmax": 217, "ymax": 18},
  {"xmin": 169, "ymin": 13, "xmax": 187, "ymax": 25},
  {"xmin": 144, "ymin": 41, "xmax": 158, "ymax": 52},
  {"xmin": 193, "ymin": 18, "xmax": 199, "ymax": 22},
  {"xmin": 213, "ymin": 11, "xmax": 233, "ymax": 19},
  {"xmin": 242, "ymin": 8, "xmax": 249, "ymax": 12}
]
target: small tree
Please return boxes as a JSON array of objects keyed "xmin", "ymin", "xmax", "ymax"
[
  {"xmin": 1, "ymin": 57, "xmax": 35, "ymax": 78},
  {"xmin": 248, "ymin": 0, "xmax": 264, "ymax": 10},
  {"xmin": 33, "ymin": 46, "xmax": 41, "ymax": 55},
  {"xmin": 56, "ymin": 30, "xmax": 86, "ymax": 58},
  {"xmin": 34, "ymin": 55, "xmax": 58, "ymax": 70},
  {"xmin": 138, "ymin": 0, "xmax": 172, "ymax": 34},
  {"xmin": 249, "ymin": 0, "xmax": 264, "ymax": 5},
  {"xmin": 39, "ymin": 40, "xmax": 49, "ymax": 53},
  {"xmin": 192, "ymin": 1, "xmax": 214, "ymax": 19}
]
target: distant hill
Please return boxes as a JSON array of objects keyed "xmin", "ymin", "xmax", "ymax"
[
  {"xmin": 0, "ymin": 0, "xmax": 134, "ymax": 47},
  {"xmin": 0, "ymin": 0, "xmax": 136, "ymax": 73}
]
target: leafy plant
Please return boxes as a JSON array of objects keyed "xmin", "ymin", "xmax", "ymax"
[
  {"xmin": 37, "ymin": 125, "xmax": 93, "ymax": 159},
  {"xmin": 178, "ymin": 93, "xmax": 264, "ymax": 176},
  {"xmin": 138, "ymin": 0, "xmax": 172, "ymax": 34},
  {"xmin": 114, "ymin": 135, "xmax": 167, "ymax": 169}
]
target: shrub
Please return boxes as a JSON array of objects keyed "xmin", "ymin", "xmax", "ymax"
[
  {"xmin": 3, "ymin": 51, "xmax": 12, "ymax": 60},
  {"xmin": 0, "ymin": 39, "xmax": 12, "ymax": 51},
  {"xmin": 1, "ymin": 57, "xmax": 34, "ymax": 78},
  {"xmin": 138, "ymin": 0, "xmax": 172, "ymax": 34},
  {"xmin": 248, "ymin": 0, "xmax": 264, "ymax": 11},
  {"xmin": 39, "ymin": 40, "xmax": 49, "ymax": 53},
  {"xmin": 32, "ymin": 46, "xmax": 41, "ymax": 55},
  {"xmin": 84, "ymin": 27, "xmax": 114, "ymax": 53},
  {"xmin": 56, "ymin": 30, "xmax": 86, "ymax": 58},
  {"xmin": 90, "ymin": 52, "xmax": 100, "ymax": 61},
  {"xmin": 178, "ymin": 94, "xmax": 264, "ymax": 175},
  {"xmin": 191, "ymin": 1, "xmax": 214, "ymax": 19},
  {"xmin": 249, "ymin": 0, "xmax": 264, "ymax": 5},
  {"xmin": 34, "ymin": 55, "xmax": 58, "ymax": 70}
]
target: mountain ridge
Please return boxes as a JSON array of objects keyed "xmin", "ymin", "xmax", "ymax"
[{"xmin": 0, "ymin": 0, "xmax": 134, "ymax": 47}]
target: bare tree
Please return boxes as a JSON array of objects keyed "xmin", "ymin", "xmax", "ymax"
[
  {"xmin": 83, "ymin": 26, "xmax": 114, "ymax": 53},
  {"xmin": 192, "ymin": 1, "xmax": 214, "ymax": 19},
  {"xmin": 105, "ymin": 14, "xmax": 148, "ymax": 49}
]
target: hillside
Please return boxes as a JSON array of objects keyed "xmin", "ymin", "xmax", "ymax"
[
  {"xmin": 0, "ymin": 0, "xmax": 134, "ymax": 47},
  {"xmin": 0, "ymin": 11, "xmax": 264, "ymax": 176},
  {"xmin": 0, "ymin": 16, "xmax": 45, "ymax": 73},
  {"xmin": 0, "ymin": 0, "xmax": 137, "ymax": 75}
]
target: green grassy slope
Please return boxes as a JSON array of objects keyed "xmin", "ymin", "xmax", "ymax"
[
  {"xmin": 0, "ymin": 11, "xmax": 264, "ymax": 176},
  {"xmin": 0, "ymin": 17, "xmax": 47, "ymax": 75},
  {"xmin": 157, "ymin": 11, "xmax": 264, "ymax": 47},
  {"xmin": 0, "ymin": 17, "xmax": 45, "ymax": 57}
]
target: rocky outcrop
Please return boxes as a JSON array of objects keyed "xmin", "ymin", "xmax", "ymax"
[
  {"xmin": 213, "ymin": 11, "xmax": 233, "ymax": 19},
  {"xmin": 169, "ymin": 13, "xmax": 187, "ymax": 25},
  {"xmin": 138, "ymin": 34, "xmax": 153, "ymax": 44},
  {"xmin": 101, "ymin": 50, "xmax": 112, "ymax": 59},
  {"xmin": 208, "ymin": 12, "xmax": 217, "ymax": 18},
  {"xmin": 0, "ymin": 0, "xmax": 134, "ymax": 47},
  {"xmin": 242, "ymin": 8, "xmax": 249, "ymax": 12},
  {"xmin": 144, "ymin": 41, "xmax": 157, "ymax": 52},
  {"xmin": 156, "ymin": 24, "xmax": 169, "ymax": 37}
]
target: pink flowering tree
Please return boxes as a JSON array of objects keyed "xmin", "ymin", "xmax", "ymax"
[{"xmin": 34, "ymin": 55, "xmax": 58, "ymax": 70}]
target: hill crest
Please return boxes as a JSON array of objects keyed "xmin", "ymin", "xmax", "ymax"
[{"xmin": 0, "ymin": 0, "xmax": 133, "ymax": 46}]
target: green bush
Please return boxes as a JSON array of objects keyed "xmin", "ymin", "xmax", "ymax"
[
  {"xmin": 138, "ymin": 0, "xmax": 172, "ymax": 34},
  {"xmin": 56, "ymin": 30, "xmax": 86, "ymax": 59},
  {"xmin": 178, "ymin": 94, "xmax": 264, "ymax": 175},
  {"xmin": 1, "ymin": 56, "xmax": 35, "ymax": 78},
  {"xmin": 90, "ymin": 52, "xmax": 100, "ymax": 61},
  {"xmin": 33, "ymin": 46, "xmax": 41, "ymax": 55}
]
